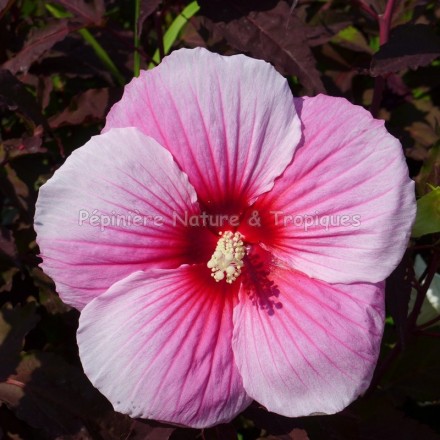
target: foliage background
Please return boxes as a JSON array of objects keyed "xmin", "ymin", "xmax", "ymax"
[{"xmin": 1, "ymin": 0, "xmax": 440, "ymax": 438}]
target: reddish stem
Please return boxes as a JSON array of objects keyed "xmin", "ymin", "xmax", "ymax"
[
  {"xmin": 352, "ymin": 0, "xmax": 378, "ymax": 20},
  {"xmin": 417, "ymin": 314, "xmax": 440, "ymax": 330},
  {"xmin": 379, "ymin": 0, "xmax": 396, "ymax": 44},
  {"xmin": 5, "ymin": 378, "xmax": 25, "ymax": 388},
  {"xmin": 155, "ymin": 9, "xmax": 165, "ymax": 62},
  {"xmin": 370, "ymin": 0, "xmax": 396, "ymax": 117},
  {"xmin": 414, "ymin": 244, "xmax": 437, "ymax": 251},
  {"xmin": 407, "ymin": 253, "xmax": 440, "ymax": 331},
  {"xmin": 370, "ymin": 252, "xmax": 440, "ymax": 391}
]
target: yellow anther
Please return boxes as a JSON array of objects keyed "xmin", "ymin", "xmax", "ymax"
[{"xmin": 207, "ymin": 231, "xmax": 246, "ymax": 283}]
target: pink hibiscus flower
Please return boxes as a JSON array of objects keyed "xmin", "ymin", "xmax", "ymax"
[{"xmin": 34, "ymin": 48, "xmax": 416, "ymax": 428}]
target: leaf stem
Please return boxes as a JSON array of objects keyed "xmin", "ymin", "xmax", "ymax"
[
  {"xmin": 418, "ymin": 315, "xmax": 440, "ymax": 330},
  {"xmin": 380, "ymin": 0, "xmax": 396, "ymax": 45},
  {"xmin": 134, "ymin": 0, "xmax": 141, "ymax": 77},
  {"xmin": 45, "ymin": 4, "xmax": 125, "ymax": 86},
  {"xmin": 155, "ymin": 9, "xmax": 165, "ymax": 62},
  {"xmin": 370, "ymin": 250, "xmax": 440, "ymax": 391},
  {"xmin": 407, "ymin": 251, "xmax": 440, "ymax": 331},
  {"xmin": 78, "ymin": 28, "xmax": 125, "ymax": 85},
  {"xmin": 352, "ymin": 0, "xmax": 378, "ymax": 20},
  {"xmin": 370, "ymin": 0, "xmax": 396, "ymax": 117}
]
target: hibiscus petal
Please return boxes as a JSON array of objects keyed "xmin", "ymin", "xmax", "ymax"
[
  {"xmin": 104, "ymin": 47, "xmax": 301, "ymax": 209},
  {"xmin": 245, "ymin": 94, "xmax": 415, "ymax": 284},
  {"xmin": 232, "ymin": 266, "xmax": 384, "ymax": 417},
  {"xmin": 77, "ymin": 266, "xmax": 252, "ymax": 428},
  {"xmin": 34, "ymin": 128, "xmax": 202, "ymax": 310}
]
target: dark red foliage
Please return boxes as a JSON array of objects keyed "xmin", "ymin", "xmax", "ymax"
[
  {"xmin": 138, "ymin": 0, "xmax": 163, "ymax": 38},
  {"xmin": 371, "ymin": 24, "xmax": 440, "ymax": 76},
  {"xmin": 0, "ymin": 0, "xmax": 440, "ymax": 439},
  {"xmin": 3, "ymin": 19, "xmax": 75, "ymax": 74},
  {"xmin": 51, "ymin": 0, "xmax": 105, "ymax": 25},
  {"xmin": 199, "ymin": 0, "xmax": 325, "ymax": 93}
]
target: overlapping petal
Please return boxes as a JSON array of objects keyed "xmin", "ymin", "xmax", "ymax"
[
  {"xmin": 232, "ymin": 265, "xmax": 384, "ymax": 417},
  {"xmin": 104, "ymin": 47, "xmax": 301, "ymax": 210},
  {"xmin": 34, "ymin": 128, "xmax": 204, "ymax": 310},
  {"xmin": 243, "ymin": 95, "xmax": 416, "ymax": 284},
  {"xmin": 77, "ymin": 267, "xmax": 251, "ymax": 428}
]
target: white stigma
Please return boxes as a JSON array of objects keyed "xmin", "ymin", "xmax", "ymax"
[{"xmin": 207, "ymin": 231, "xmax": 246, "ymax": 284}]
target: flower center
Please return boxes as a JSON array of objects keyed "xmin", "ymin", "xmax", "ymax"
[{"xmin": 207, "ymin": 231, "xmax": 246, "ymax": 283}]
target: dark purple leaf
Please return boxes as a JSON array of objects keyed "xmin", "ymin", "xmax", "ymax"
[
  {"xmin": 200, "ymin": 0, "xmax": 279, "ymax": 21},
  {"xmin": 138, "ymin": 0, "xmax": 162, "ymax": 38},
  {"xmin": 30, "ymin": 268, "xmax": 71, "ymax": 316},
  {"xmin": 129, "ymin": 419, "xmax": 175, "ymax": 439},
  {"xmin": 0, "ymin": 347, "xmax": 175, "ymax": 439},
  {"xmin": 355, "ymin": 0, "xmax": 408, "ymax": 15},
  {"xmin": 0, "ymin": 267, "xmax": 19, "ymax": 293},
  {"xmin": 0, "ymin": 70, "xmax": 47, "ymax": 128},
  {"xmin": 371, "ymin": 24, "xmax": 440, "ymax": 76},
  {"xmin": 0, "ymin": 226, "xmax": 21, "ymax": 292},
  {"xmin": 0, "ymin": 351, "xmax": 131, "ymax": 438},
  {"xmin": 328, "ymin": 69, "xmax": 358, "ymax": 94},
  {"xmin": 36, "ymin": 74, "xmax": 54, "ymax": 110},
  {"xmin": 48, "ymin": 87, "xmax": 123, "ymax": 128},
  {"xmin": 386, "ymin": 73, "xmax": 411, "ymax": 97},
  {"xmin": 359, "ymin": 0, "xmax": 383, "ymax": 13},
  {"xmin": 1, "ymin": 136, "xmax": 46, "ymax": 162},
  {"xmin": 385, "ymin": 250, "xmax": 414, "ymax": 346},
  {"xmin": 0, "ymin": 303, "xmax": 40, "ymax": 381},
  {"xmin": 0, "ymin": 0, "xmax": 13, "ymax": 18},
  {"xmin": 261, "ymin": 428, "xmax": 310, "ymax": 440},
  {"xmin": 289, "ymin": 429, "xmax": 310, "ymax": 440},
  {"xmin": 306, "ymin": 21, "xmax": 351, "ymax": 47},
  {"xmin": 203, "ymin": 423, "xmax": 237, "ymax": 440},
  {"xmin": 0, "ymin": 226, "xmax": 18, "ymax": 264},
  {"xmin": 52, "ymin": 0, "xmax": 105, "ymax": 25},
  {"xmin": 169, "ymin": 428, "xmax": 199, "ymax": 440},
  {"xmin": 181, "ymin": 17, "xmax": 207, "ymax": 48},
  {"xmin": 304, "ymin": 10, "xmax": 352, "ymax": 48},
  {"xmin": 2, "ymin": 19, "xmax": 73, "ymax": 74},
  {"xmin": 0, "ymin": 163, "xmax": 32, "ymax": 221},
  {"xmin": 199, "ymin": 0, "xmax": 325, "ymax": 93}
]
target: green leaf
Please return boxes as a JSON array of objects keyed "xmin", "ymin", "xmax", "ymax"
[
  {"xmin": 332, "ymin": 25, "xmax": 372, "ymax": 53},
  {"xmin": 415, "ymin": 139, "xmax": 440, "ymax": 196},
  {"xmin": 369, "ymin": 35, "xmax": 380, "ymax": 52},
  {"xmin": 45, "ymin": 3, "xmax": 125, "ymax": 85},
  {"xmin": 134, "ymin": 0, "xmax": 141, "ymax": 77},
  {"xmin": 412, "ymin": 185, "xmax": 440, "ymax": 237},
  {"xmin": 371, "ymin": 24, "xmax": 440, "ymax": 76},
  {"xmin": 148, "ymin": 1, "xmax": 200, "ymax": 69}
]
